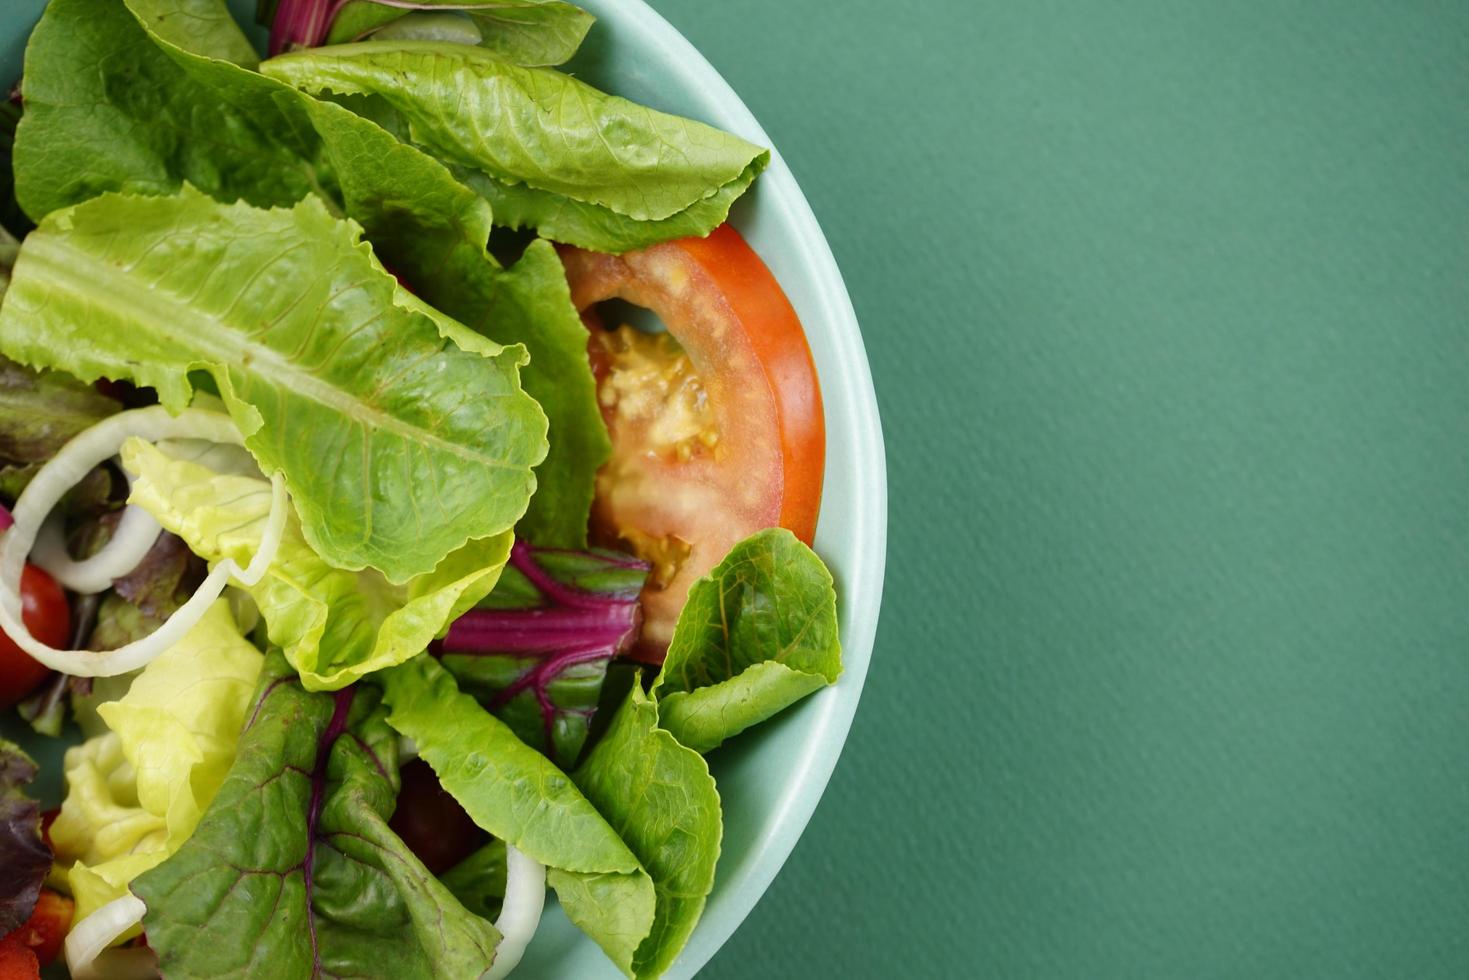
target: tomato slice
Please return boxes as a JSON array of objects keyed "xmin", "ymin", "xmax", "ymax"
[
  {"xmin": 560, "ymin": 224, "xmax": 825, "ymax": 660},
  {"xmin": 0, "ymin": 565, "xmax": 70, "ymax": 709}
]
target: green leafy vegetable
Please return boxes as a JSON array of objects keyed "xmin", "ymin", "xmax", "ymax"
[
  {"xmin": 0, "ymin": 739, "xmax": 48, "ymax": 934},
  {"xmin": 0, "ymin": 355, "xmax": 119, "ymax": 470},
  {"xmin": 127, "ymin": 0, "xmax": 262, "ymax": 66},
  {"xmin": 570, "ymin": 683, "xmax": 721, "ymax": 978},
  {"xmin": 133, "ymin": 651, "xmax": 502, "ymax": 978},
  {"xmin": 296, "ymin": 94, "xmax": 608, "ymax": 545},
  {"xmin": 122, "ymin": 437, "xmax": 511, "ymax": 690},
  {"xmin": 14, "ymin": 0, "xmax": 319, "ymax": 221},
  {"xmin": 20, "ymin": 0, "xmax": 609, "ymax": 545},
  {"xmin": 378, "ymin": 655, "xmax": 658, "ymax": 970},
  {"xmin": 654, "ymin": 529, "xmax": 842, "ymax": 752},
  {"xmin": 326, "ymin": 1, "xmax": 595, "ymax": 67},
  {"xmin": 260, "ymin": 41, "xmax": 769, "ymax": 251},
  {"xmin": 441, "ymin": 839, "xmax": 508, "ymax": 921},
  {"xmin": 0, "ymin": 185, "xmax": 547, "ymax": 583},
  {"xmin": 48, "ymin": 601, "xmax": 262, "ymax": 923}
]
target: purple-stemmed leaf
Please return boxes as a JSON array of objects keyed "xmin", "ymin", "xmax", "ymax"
[
  {"xmin": 440, "ymin": 541, "xmax": 647, "ymax": 768},
  {"xmin": 0, "ymin": 739, "xmax": 49, "ymax": 934},
  {"xmin": 131, "ymin": 650, "xmax": 501, "ymax": 978}
]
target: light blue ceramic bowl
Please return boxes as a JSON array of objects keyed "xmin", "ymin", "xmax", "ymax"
[{"xmin": 1, "ymin": 1, "xmax": 887, "ymax": 976}]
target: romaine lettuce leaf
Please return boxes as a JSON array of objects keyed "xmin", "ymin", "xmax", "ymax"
[
  {"xmin": 48, "ymin": 601, "xmax": 262, "ymax": 924},
  {"xmin": 260, "ymin": 41, "xmax": 769, "ymax": 251},
  {"xmin": 132, "ymin": 651, "xmax": 502, "ymax": 978},
  {"xmin": 570, "ymin": 683, "xmax": 721, "ymax": 978},
  {"xmin": 326, "ymin": 0, "xmax": 595, "ymax": 67},
  {"xmin": 654, "ymin": 529, "xmax": 843, "ymax": 752},
  {"xmin": 0, "ymin": 185, "xmax": 547, "ymax": 583},
  {"xmin": 21, "ymin": 0, "xmax": 609, "ymax": 546},
  {"xmin": 14, "ymin": 0, "xmax": 318, "ymax": 222},
  {"xmin": 295, "ymin": 95, "xmax": 608, "ymax": 545},
  {"xmin": 122, "ymin": 437, "xmax": 511, "ymax": 690},
  {"xmin": 377, "ymin": 655, "xmax": 658, "ymax": 972},
  {"xmin": 0, "ymin": 739, "xmax": 49, "ymax": 934}
]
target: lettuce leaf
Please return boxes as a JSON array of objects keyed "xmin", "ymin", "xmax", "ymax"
[
  {"xmin": 0, "ymin": 355, "xmax": 118, "ymax": 469},
  {"xmin": 261, "ymin": 41, "xmax": 769, "ymax": 251},
  {"xmin": 132, "ymin": 651, "xmax": 502, "ymax": 978},
  {"xmin": 0, "ymin": 740, "xmax": 49, "ymax": 934},
  {"xmin": 295, "ymin": 95, "xmax": 608, "ymax": 545},
  {"xmin": 19, "ymin": 0, "xmax": 608, "ymax": 546},
  {"xmin": 377, "ymin": 655, "xmax": 658, "ymax": 971},
  {"xmin": 48, "ymin": 601, "xmax": 262, "ymax": 923},
  {"xmin": 654, "ymin": 529, "xmax": 843, "ymax": 753},
  {"xmin": 122, "ymin": 438, "xmax": 511, "ymax": 690},
  {"xmin": 570, "ymin": 683, "xmax": 721, "ymax": 978},
  {"xmin": 0, "ymin": 185, "xmax": 547, "ymax": 583},
  {"xmin": 14, "ymin": 0, "xmax": 319, "ymax": 221},
  {"xmin": 326, "ymin": 0, "xmax": 595, "ymax": 67}
]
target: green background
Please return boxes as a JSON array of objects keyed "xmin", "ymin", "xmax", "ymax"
[{"xmin": 651, "ymin": 1, "xmax": 1469, "ymax": 978}]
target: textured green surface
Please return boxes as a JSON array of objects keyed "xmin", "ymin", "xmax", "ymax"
[{"xmin": 650, "ymin": 1, "xmax": 1469, "ymax": 978}]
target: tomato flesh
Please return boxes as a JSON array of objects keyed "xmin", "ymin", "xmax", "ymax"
[
  {"xmin": 561, "ymin": 224, "xmax": 825, "ymax": 658},
  {"xmin": 0, "ymin": 566, "xmax": 69, "ymax": 709},
  {"xmin": 0, "ymin": 890, "xmax": 73, "ymax": 974},
  {"xmin": 389, "ymin": 759, "xmax": 484, "ymax": 874}
]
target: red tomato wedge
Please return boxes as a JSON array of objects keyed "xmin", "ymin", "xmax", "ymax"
[
  {"xmin": 0, "ymin": 890, "xmax": 74, "ymax": 974},
  {"xmin": 0, "ymin": 565, "xmax": 69, "ymax": 709},
  {"xmin": 560, "ymin": 224, "xmax": 825, "ymax": 660}
]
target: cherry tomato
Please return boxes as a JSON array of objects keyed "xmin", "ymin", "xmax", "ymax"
[
  {"xmin": 560, "ymin": 224, "xmax": 825, "ymax": 660},
  {"xmin": 0, "ymin": 890, "xmax": 73, "ymax": 973},
  {"xmin": 0, "ymin": 566, "xmax": 69, "ymax": 709},
  {"xmin": 389, "ymin": 759, "xmax": 483, "ymax": 874}
]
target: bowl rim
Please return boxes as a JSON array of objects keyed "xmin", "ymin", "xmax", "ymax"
[{"xmin": 581, "ymin": 3, "xmax": 889, "ymax": 976}]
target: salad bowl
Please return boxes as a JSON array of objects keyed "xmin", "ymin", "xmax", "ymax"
[{"xmin": 0, "ymin": 0, "xmax": 886, "ymax": 976}]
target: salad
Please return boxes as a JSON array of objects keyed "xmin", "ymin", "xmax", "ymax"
[{"xmin": 0, "ymin": 1, "xmax": 843, "ymax": 978}]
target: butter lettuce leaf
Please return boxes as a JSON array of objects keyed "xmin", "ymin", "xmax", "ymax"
[
  {"xmin": 261, "ymin": 41, "xmax": 768, "ymax": 250},
  {"xmin": 122, "ymin": 437, "xmax": 510, "ymax": 690},
  {"xmin": 0, "ymin": 186, "xmax": 546, "ymax": 583},
  {"xmin": 48, "ymin": 601, "xmax": 262, "ymax": 923},
  {"xmin": 378, "ymin": 655, "xmax": 658, "ymax": 972},
  {"xmin": 570, "ymin": 683, "xmax": 721, "ymax": 978},
  {"xmin": 327, "ymin": 0, "xmax": 595, "ymax": 67},
  {"xmin": 133, "ymin": 651, "xmax": 501, "ymax": 978},
  {"xmin": 653, "ymin": 529, "xmax": 842, "ymax": 753}
]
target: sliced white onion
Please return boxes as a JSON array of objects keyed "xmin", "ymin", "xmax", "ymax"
[
  {"xmin": 65, "ymin": 894, "xmax": 147, "ymax": 980},
  {"xmin": 32, "ymin": 497, "xmax": 162, "ymax": 595},
  {"xmin": 0, "ymin": 406, "xmax": 287, "ymax": 676},
  {"xmin": 483, "ymin": 845, "xmax": 547, "ymax": 980}
]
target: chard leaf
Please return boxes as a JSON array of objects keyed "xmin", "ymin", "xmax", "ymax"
[
  {"xmin": 260, "ymin": 41, "xmax": 769, "ymax": 249},
  {"xmin": 327, "ymin": 1, "xmax": 595, "ymax": 67},
  {"xmin": 122, "ymin": 438, "xmax": 511, "ymax": 690},
  {"xmin": 0, "ymin": 186, "xmax": 547, "ymax": 583},
  {"xmin": 49, "ymin": 601, "xmax": 262, "ymax": 923},
  {"xmin": 14, "ymin": 0, "xmax": 318, "ymax": 221},
  {"xmin": 654, "ymin": 529, "xmax": 843, "ymax": 752},
  {"xmin": 441, "ymin": 542, "xmax": 647, "ymax": 767},
  {"xmin": 132, "ymin": 652, "xmax": 502, "ymax": 978},
  {"xmin": 378, "ymin": 655, "xmax": 658, "ymax": 971},
  {"xmin": 570, "ymin": 683, "xmax": 721, "ymax": 979},
  {"xmin": 0, "ymin": 739, "xmax": 48, "ymax": 934},
  {"xmin": 0, "ymin": 355, "xmax": 119, "ymax": 467}
]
